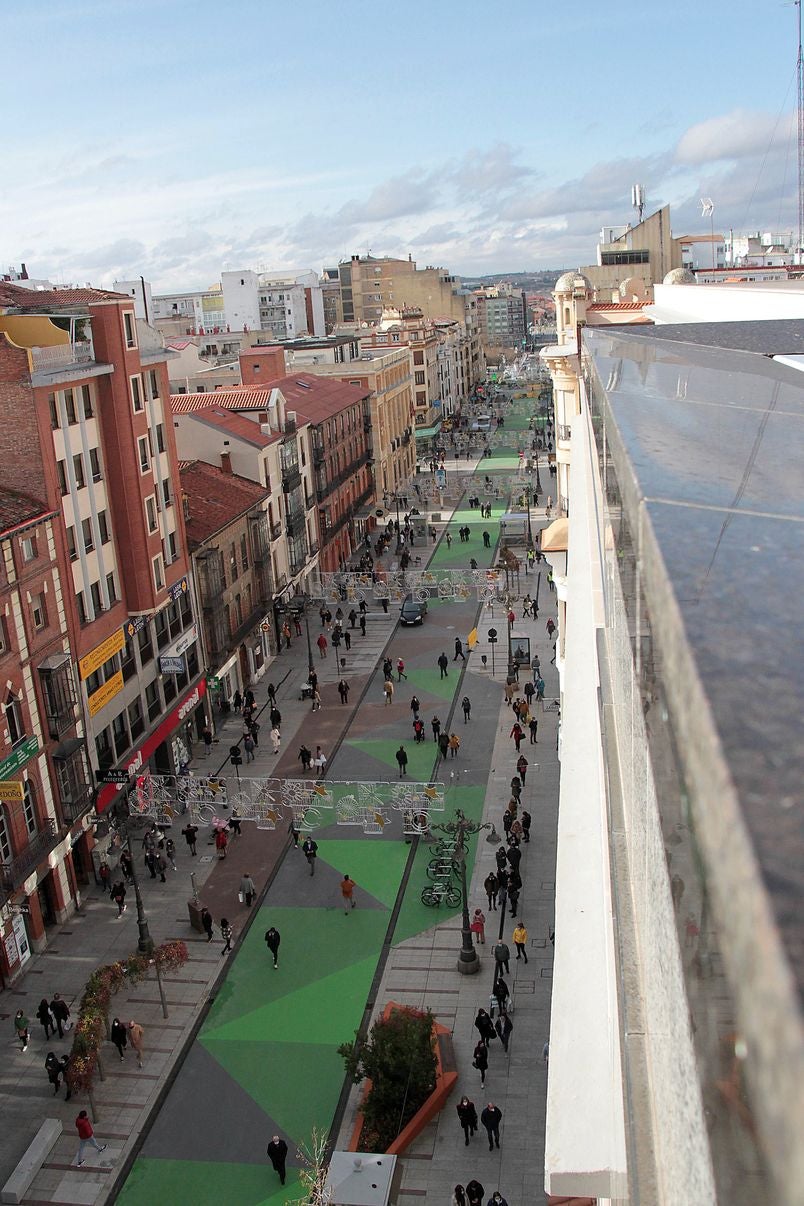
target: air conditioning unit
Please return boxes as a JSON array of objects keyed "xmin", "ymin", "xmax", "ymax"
[{"xmin": 286, "ymin": 411, "xmax": 297, "ymax": 424}]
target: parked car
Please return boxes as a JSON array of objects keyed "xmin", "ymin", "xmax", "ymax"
[{"xmin": 400, "ymin": 596, "xmax": 428, "ymax": 625}]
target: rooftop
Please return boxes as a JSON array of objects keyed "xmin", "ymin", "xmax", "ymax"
[
  {"xmin": 169, "ymin": 387, "xmax": 276, "ymax": 415},
  {"xmin": 179, "ymin": 460, "xmax": 270, "ymax": 547},
  {"xmin": 183, "ymin": 406, "xmax": 278, "ymax": 448},
  {"xmin": 0, "ymin": 487, "xmax": 54, "ymax": 537},
  {"xmin": 0, "ymin": 282, "xmax": 129, "ymax": 312},
  {"xmin": 267, "ymin": 373, "xmax": 370, "ymax": 422}
]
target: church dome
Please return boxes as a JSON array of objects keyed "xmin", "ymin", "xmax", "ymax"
[
  {"xmin": 663, "ymin": 267, "xmax": 696, "ymax": 285},
  {"xmin": 554, "ymin": 270, "xmax": 592, "ymax": 294}
]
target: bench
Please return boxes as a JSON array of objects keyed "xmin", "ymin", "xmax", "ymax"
[{"xmin": 2, "ymin": 1119, "xmax": 62, "ymax": 1204}]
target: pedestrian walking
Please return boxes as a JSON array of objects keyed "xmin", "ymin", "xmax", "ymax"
[
  {"xmin": 165, "ymin": 837, "xmax": 177, "ymax": 869},
  {"xmin": 409, "ymin": 694, "xmax": 421, "ymax": 719},
  {"xmin": 495, "ymin": 1012, "xmax": 513, "ymax": 1053},
  {"xmin": 128, "ymin": 1020, "xmax": 145, "ymax": 1067},
  {"xmin": 395, "ymin": 745, "xmax": 408, "ymax": 777},
  {"xmin": 474, "ymin": 1007, "xmax": 495, "ymax": 1048},
  {"xmin": 219, "ymin": 917, "xmax": 230, "ymax": 955},
  {"xmin": 438, "ymin": 731, "xmax": 449, "ymax": 759},
  {"xmin": 516, "ymin": 754, "xmax": 528, "ymax": 785},
  {"xmin": 270, "ymin": 726, "xmax": 281, "ymax": 754},
  {"xmin": 36, "ymin": 998, "xmax": 55, "ymax": 1040},
  {"xmin": 111, "ymin": 1017, "xmax": 127, "ymax": 1061},
  {"xmin": 348, "ymin": 608, "xmax": 357, "ymax": 629},
  {"xmin": 456, "ymin": 1095, "xmax": 478, "ymax": 1145},
  {"xmin": 215, "ymin": 828, "xmax": 228, "ymax": 859},
  {"xmin": 201, "ymin": 907, "xmax": 214, "ymax": 943},
  {"xmin": 359, "ymin": 613, "xmax": 366, "ymax": 636},
  {"xmin": 112, "ymin": 880, "xmax": 127, "ymax": 916},
  {"xmin": 266, "ymin": 1135, "xmax": 288, "ymax": 1186},
  {"xmin": 487, "ymin": 1192, "xmax": 509, "ymax": 1206},
  {"xmin": 453, "ymin": 1185, "xmax": 468, "ymax": 1206},
  {"xmin": 509, "ymin": 722, "xmax": 523, "ymax": 752},
  {"xmin": 298, "ymin": 744, "xmax": 312, "ymax": 772},
  {"xmin": 493, "ymin": 940, "xmax": 510, "ymax": 975},
  {"xmin": 528, "ymin": 716, "xmax": 538, "ymax": 743},
  {"xmin": 462, "ymin": 695, "xmax": 472, "ymax": 722},
  {"xmin": 182, "ymin": 823, "xmax": 198, "ymax": 855},
  {"xmin": 396, "ymin": 657, "xmax": 407, "ymax": 681},
  {"xmin": 14, "ymin": 1010, "xmax": 29, "ymax": 1051},
  {"xmin": 483, "ymin": 530, "xmax": 490, "ymax": 547},
  {"xmin": 240, "ymin": 872, "xmax": 256, "ymax": 907},
  {"xmin": 484, "ymin": 872, "xmax": 499, "ymax": 911},
  {"xmin": 513, "ymin": 920, "xmax": 528, "ymax": 962},
  {"xmin": 480, "ymin": 1102, "xmax": 502, "ymax": 1150},
  {"xmin": 338, "ymin": 679, "xmax": 350, "ymax": 704},
  {"xmin": 270, "ymin": 705, "xmax": 282, "ymax": 730},
  {"xmin": 144, "ymin": 847, "xmax": 158, "ymax": 879},
  {"xmin": 344, "ymin": 629, "xmax": 351, "ymax": 651},
  {"xmin": 504, "ymin": 680, "xmax": 515, "ymax": 707},
  {"xmin": 316, "ymin": 632, "xmax": 328, "ymax": 658},
  {"xmin": 546, "ymin": 617, "xmax": 556, "ymax": 638},
  {"xmin": 50, "ymin": 992, "xmax": 72, "ymax": 1038},
  {"xmin": 314, "ymin": 746, "xmax": 327, "ymax": 777},
  {"xmin": 448, "ymin": 732, "xmax": 461, "ymax": 758},
  {"xmin": 341, "ymin": 874, "xmax": 357, "ymax": 913},
  {"xmin": 509, "ymin": 775, "xmax": 521, "ymax": 801},
  {"xmin": 470, "ymin": 908, "xmax": 486, "ymax": 944},
  {"xmin": 202, "ymin": 725, "xmax": 213, "ymax": 756},
  {"xmin": 302, "ymin": 837, "xmax": 318, "ymax": 876},
  {"xmin": 437, "ymin": 651, "xmax": 449, "ymax": 678},
  {"xmin": 522, "ymin": 593, "xmax": 533, "ymax": 618},
  {"xmin": 466, "ymin": 1181, "xmax": 485, "ymax": 1206},
  {"xmin": 472, "ymin": 1039, "xmax": 489, "ymax": 1087},
  {"xmin": 233, "ymin": 689, "xmax": 242, "ymax": 713},
  {"xmin": 264, "ymin": 926, "xmax": 281, "ymax": 967},
  {"xmin": 74, "ymin": 1110, "xmax": 107, "ymax": 1166},
  {"xmin": 535, "ymin": 674, "xmax": 545, "ymax": 701},
  {"xmin": 431, "ymin": 715, "xmax": 442, "ymax": 742},
  {"xmin": 413, "ymin": 718, "xmax": 425, "ymax": 742},
  {"xmin": 45, "ymin": 1051, "xmax": 64, "ymax": 1095},
  {"xmin": 250, "ymin": 718, "xmax": 261, "ymax": 746},
  {"xmin": 282, "ymin": 620, "xmax": 292, "ymax": 648},
  {"xmin": 494, "ymin": 977, "xmax": 510, "ymax": 1016},
  {"xmin": 383, "ymin": 677, "xmax": 394, "ymax": 706},
  {"xmin": 454, "ymin": 636, "xmax": 466, "ymax": 661}
]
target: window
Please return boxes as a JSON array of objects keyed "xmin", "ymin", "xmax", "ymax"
[
  {"xmin": 163, "ymin": 671, "xmax": 177, "ymax": 704},
  {"xmin": 146, "ymin": 496, "xmax": 158, "ymax": 533},
  {"xmin": 57, "ymin": 460, "xmax": 68, "ymax": 496},
  {"xmin": 123, "ymin": 311, "xmax": 137, "ymax": 349},
  {"xmin": 106, "ymin": 572, "xmax": 118, "ymax": 605},
  {"xmin": 31, "ymin": 593, "xmax": 47, "ymax": 631},
  {"xmin": 112, "ymin": 710, "xmax": 129, "ymax": 759},
  {"xmin": 128, "ymin": 697, "xmax": 144, "ymax": 741},
  {"xmin": 230, "ymin": 543, "xmax": 237, "ymax": 579},
  {"xmin": 155, "ymin": 608, "xmax": 170, "ymax": 650},
  {"xmin": 21, "ymin": 536, "xmax": 37, "ymax": 562},
  {"xmin": 240, "ymin": 533, "xmax": 249, "ymax": 573},
  {"xmin": 152, "ymin": 554, "xmax": 165, "ymax": 591},
  {"xmin": 90, "ymin": 580, "xmax": 103, "ymax": 614},
  {"xmin": 138, "ymin": 436, "xmax": 151, "ymax": 473},
  {"xmin": 0, "ymin": 808, "xmax": 10, "ymax": 863},
  {"xmin": 98, "ymin": 510, "xmax": 110, "ymax": 545},
  {"xmin": 76, "ymin": 592, "xmax": 88, "ymax": 625},
  {"xmin": 64, "ymin": 389, "xmax": 77, "ymax": 425},
  {"xmin": 165, "ymin": 530, "xmax": 178, "ymax": 564},
  {"xmin": 89, "ymin": 447, "xmax": 102, "ymax": 482},
  {"xmin": 0, "ymin": 614, "xmax": 9, "ymax": 655},
  {"xmin": 155, "ymin": 423, "xmax": 165, "ymax": 454},
  {"xmin": 138, "ymin": 624, "xmax": 153, "ymax": 664},
  {"xmin": 48, "ymin": 393, "xmax": 58, "ymax": 428},
  {"xmin": 73, "ymin": 454, "xmax": 86, "ymax": 489},
  {"xmin": 162, "ymin": 478, "xmax": 172, "ymax": 508},
  {"xmin": 81, "ymin": 384, "xmax": 93, "ymax": 419},
  {"xmin": 131, "ymin": 375, "xmax": 144, "ymax": 413},
  {"xmin": 5, "ymin": 694, "xmax": 24, "ymax": 745},
  {"xmin": 95, "ymin": 726, "xmax": 113, "ymax": 771},
  {"xmin": 23, "ymin": 779, "xmax": 37, "ymax": 835},
  {"xmin": 145, "ymin": 679, "xmax": 160, "ymax": 722},
  {"xmin": 82, "ymin": 517, "xmax": 94, "ymax": 553},
  {"xmin": 179, "ymin": 588, "xmax": 192, "ymax": 627},
  {"xmin": 120, "ymin": 638, "xmax": 136, "ymax": 683},
  {"xmin": 148, "ymin": 369, "xmax": 159, "ymax": 399}
]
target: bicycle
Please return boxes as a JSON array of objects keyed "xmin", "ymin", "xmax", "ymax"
[
  {"xmin": 421, "ymin": 880, "xmax": 461, "ymax": 908},
  {"xmin": 426, "ymin": 859, "xmax": 458, "ymax": 881}
]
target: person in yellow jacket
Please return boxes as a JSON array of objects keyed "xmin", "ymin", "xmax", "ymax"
[{"xmin": 512, "ymin": 921, "xmax": 528, "ymax": 963}]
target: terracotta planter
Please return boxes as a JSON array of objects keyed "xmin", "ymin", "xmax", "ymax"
[{"xmin": 348, "ymin": 1002, "xmax": 458, "ymax": 1155}]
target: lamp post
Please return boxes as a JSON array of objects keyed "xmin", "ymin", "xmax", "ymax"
[
  {"xmin": 524, "ymin": 483, "xmax": 534, "ymax": 550},
  {"xmin": 302, "ymin": 599, "xmax": 314, "ymax": 675},
  {"xmin": 431, "ymin": 808, "xmax": 490, "ymax": 975},
  {"xmin": 111, "ymin": 796, "xmax": 153, "ymax": 955}
]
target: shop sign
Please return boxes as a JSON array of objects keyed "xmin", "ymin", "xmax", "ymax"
[
  {"xmin": 168, "ymin": 575, "xmax": 190, "ymax": 602},
  {"xmin": 4, "ymin": 929, "xmax": 19, "ymax": 969},
  {"xmin": 96, "ymin": 770, "xmax": 130, "ymax": 785},
  {"xmin": 164, "ymin": 622, "xmax": 197, "ymax": 660},
  {"xmin": 87, "ymin": 670, "xmax": 124, "ymax": 717},
  {"xmin": 0, "ymin": 736, "xmax": 39, "ymax": 782},
  {"xmin": 78, "ymin": 628, "xmax": 125, "ymax": 681},
  {"xmin": 207, "ymin": 676, "xmax": 221, "ymax": 689},
  {"xmin": 12, "ymin": 913, "xmax": 30, "ymax": 967},
  {"xmin": 159, "ymin": 656, "xmax": 185, "ymax": 675},
  {"xmin": 95, "ymin": 678, "xmax": 207, "ymax": 813},
  {"xmin": 124, "ymin": 615, "xmax": 148, "ymax": 638},
  {"xmin": 0, "ymin": 780, "xmax": 24, "ymax": 802}
]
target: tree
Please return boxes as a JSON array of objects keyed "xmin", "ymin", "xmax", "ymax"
[{"xmin": 339, "ymin": 1008, "xmax": 437, "ymax": 1152}]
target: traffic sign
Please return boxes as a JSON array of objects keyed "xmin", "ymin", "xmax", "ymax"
[{"xmin": 487, "ymin": 628, "xmax": 498, "ymax": 643}]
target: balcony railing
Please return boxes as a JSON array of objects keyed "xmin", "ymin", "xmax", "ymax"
[
  {"xmin": 282, "ymin": 466, "xmax": 302, "ymax": 494},
  {"xmin": 557, "ymin": 423, "xmax": 571, "ymax": 441},
  {"xmin": 312, "ymin": 444, "xmax": 325, "ymax": 466},
  {"xmin": 1, "ymin": 820, "xmax": 60, "ymax": 892},
  {"xmin": 270, "ymin": 521, "xmax": 282, "ymax": 541},
  {"xmin": 30, "ymin": 342, "xmax": 94, "ymax": 374}
]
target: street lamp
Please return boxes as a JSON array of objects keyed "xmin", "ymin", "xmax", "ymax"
[
  {"xmin": 431, "ymin": 808, "xmax": 490, "ymax": 975},
  {"xmin": 110, "ymin": 795, "xmax": 154, "ymax": 955}
]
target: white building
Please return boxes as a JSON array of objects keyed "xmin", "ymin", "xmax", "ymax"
[
  {"xmin": 221, "ymin": 269, "xmax": 325, "ymax": 339},
  {"xmin": 151, "ymin": 287, "xmax": 226, "ymax": 333},
  {"xmin": 113, "ymin": 278, "xmax": 154, "ymax": 323}
]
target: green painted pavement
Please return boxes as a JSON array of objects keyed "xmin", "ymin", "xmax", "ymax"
[
  {"xmin": 118, "ymin": 1158, "xmax": 300, "ymax": 1206},
  {"xmin": 344, "ymin": 737, "xmax": 436, "ymax": 783},
  {"xmin": 406, "ymin": 666, "xmax": 456, "ymax": 701},
  {"xmin": 315, "ymin": 837, "xmax": 410, "ymax": 909}
]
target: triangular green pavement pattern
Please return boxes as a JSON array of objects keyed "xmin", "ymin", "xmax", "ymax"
[
  {"xmin": 202, "ymin": 1037, "xmax": 346, "ymax": 1143},
  {"xmin": 203, "ymin": 949, "xmax": 383, "ymax": 1045},
  {"xmin": 406, "ymin": 666, "xmax": 457, "ymax": 701},
  {"xmin": 116, "ymin": 1157, "xmax": 299, "ymax": 1206},
  {"xmin": 315, "ymin": 837, "xmax": 409, "ymax": 909},
  {"xmin": 344, "ymin": 737, "xmax": 436, "ymax": 782}
]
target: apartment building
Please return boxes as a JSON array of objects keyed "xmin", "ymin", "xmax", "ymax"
[
  {"xmin": 0, "ymin": 284, "xmax": 207, "ymax": 833},
  {"xmin": 336, "ymin": 254, "xmax": 469, "ymax": 326},
  {"xmin": 538, "ymin": 279, "xmax": 804, "ymax": 1203},
  {"xmin": 360, "ymin": 311, "xmax": 441, "ymax": 429},
  {"xmin": 221, "ymin": 269, "xmax": 324, "ymax": 339},
  {"xmin": 0, "ymin": 491, "xmax": 91, "ymax": 982},
  {"xmin": 151, "ymin": 286, "xmax": 227, "ymax": 335},
  {"xmin": 179, "ymin": 462, "xmax": 273, "ymax": 708},
  {"xmin": 474, "ymin": 287, "xmax": 528, "ymax": 353}
]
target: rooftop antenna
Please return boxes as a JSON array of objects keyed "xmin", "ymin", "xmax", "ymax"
[
  {"xmin": 701, "ymin": 198, "xmax": 716, "ymax": 269},
  {"xmin": 631, "ymin": 184, "xmax": 645, "ymax": 224}
]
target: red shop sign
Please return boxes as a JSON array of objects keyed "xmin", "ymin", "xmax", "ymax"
[{"xmin": 96, "ymin": 678, "xmax": 207, "ymax": 813}]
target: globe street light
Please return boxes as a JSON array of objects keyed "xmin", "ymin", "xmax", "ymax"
[{"xmin": 431, "ymin": 808, "xmax": 490, "ymax": 975}]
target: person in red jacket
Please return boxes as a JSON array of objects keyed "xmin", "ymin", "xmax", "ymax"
[
  {"xmin": 509, "ymin": 722, "xmax": 523, "ymax": 752},
  {"xmin": 74, "ymin": 1110, "xmax": 106, "ymax": 1166}
]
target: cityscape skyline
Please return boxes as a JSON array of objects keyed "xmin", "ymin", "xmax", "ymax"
[{"xmin": 2, "ymin": 0, "xmax": 800, "ymax": 290}]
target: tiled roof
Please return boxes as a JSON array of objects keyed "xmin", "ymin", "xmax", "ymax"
[
  {"xmin": 179, "ymin": 460, "xmax": 270, "ymax": 546},
  {"xmin": 184, "ymin": 407, "xmax": 278, "ymax": 448},
  {"xmin": 0, "ymin": 487, "xmax": 53, "ymax": 536},
  {"xmin": 268, "ymin": 373, "xmax": 370, "ymax": 422},
  {"xmin": 166, "ymin": 339, "xmax": 193, "ymax": 350},
  {"xmin": 0, "ymin": 282, "xmax": 129, "ymax": 311},
  {"xmin": 587, "ymin": 301, "xmax": 649, "ymax": 311},
  {"xmin": 169, "ymin": 387, "xmax": 275, "ymax": 415}
]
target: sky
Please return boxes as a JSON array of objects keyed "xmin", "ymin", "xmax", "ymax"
[{"xmin": 2, "ymin": 0, "xmax": 800, "ymax": 292}]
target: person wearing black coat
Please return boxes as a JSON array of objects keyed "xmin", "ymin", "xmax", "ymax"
[
  {"xmin": 456, "ymin": 1095, "xmax": 478, "ymax": 1144},
  {"xmin": 480, "ymin": 1102, "xmax": 503, "ymax": 1150},
  {"xmin": 474, "ymin": 1007, "xmax": 495, "ymax": 1048},
  {"xmin": 495, "ymin": 845, "xmax": 508, "ymax": 874},
  {"xmin": 111, "ymin": 1017, "xmax": 128, "ymax": 1061},
  {"xmin": 493, "ymin": 977, "xmax": 510, "ymax": 1016},
  {"xmin": 466, "ymin": 1181, "xmax": 484, "ymax": 1206},
  {"xmin": 472, "ymin": 1040, "xmax": 489, "ymax": 1086},
  {"xmin": 36, "ymin": 998, "xmax": 55, "ymax": 1039}
]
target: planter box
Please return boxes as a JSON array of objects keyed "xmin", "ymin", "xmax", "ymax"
[{"xmin": 348, "ymin": 1003, "xmax": 458, "ymax": 1156}]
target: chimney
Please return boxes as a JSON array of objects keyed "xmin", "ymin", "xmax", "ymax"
[{"xmin": 221, "ymin": 444, "xmax": 232, "ymax": 474}]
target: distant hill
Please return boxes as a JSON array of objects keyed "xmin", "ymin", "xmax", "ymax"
[{"xmin": 460, "ymin": 270, "xmax": 565, "ymax": 291}]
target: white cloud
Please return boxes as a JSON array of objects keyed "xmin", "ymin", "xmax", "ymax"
[{"xmin": 675, "ymin": 109, "xmax": 794, "ymax": 165}]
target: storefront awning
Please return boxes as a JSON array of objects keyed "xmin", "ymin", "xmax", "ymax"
[
  {"xmin": 415, "ymin": 421, "xmax": 442, "ymax": 439},
  {"xmin": 541, "ymin": 517, "xmax": 568, "ymax": 552}
]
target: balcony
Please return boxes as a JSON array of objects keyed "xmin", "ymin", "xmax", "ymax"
[
  {"xmin": 52, "ymin": 738, "xmax": 93, "ymax": 824},
  {"xmin": 286, "ymin": 508, "xmax": 305, "ymax": 537},
  {"xmin": 557, "ymin": 423, "xmax": 571, "ymax": 442},
  {"xmin": 316, "ymin": 485, "xmax": 328, "ymax": 504},
  {"xmin": 30, "ymin": 341, "xmax": 94, "ymax": 375},
  {"xmin": 312, "ymin": 443, "xmax": 326, "ymax": 467},
  {"xmin": 270, "ymin": 521, "xmax": 282, "ymax": 541},
  {"xmin": 1, "ymin": 820, "xmax": 60, "ymax": 893},
  {"xmin": 281, "ymin": 466, "xmax": 302, "ymax": 494},
  {"xmin": 196, "ymin": 550, "xmax": 225, "ymax": 611},
  {"xmin": 38, "ymin": 654, "xmax": 77, "ymax": 740},
  {"xmin": 249, "ymin": 517, "xmax": 270, "ymax": 564}
]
